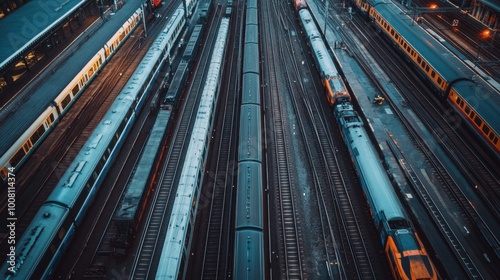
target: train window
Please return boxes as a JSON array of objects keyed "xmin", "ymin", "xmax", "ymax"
[
  {"xmin": 105, "ymin": 148, "xmax": 111, "ymax": 159},
  {"xmin": 50, "ymin": 244, "xmax": 57, "ymax": 254},
  {"xmin": 482, "ymin": 125, "xmax": 490, "ymax": 135},
  {"xmin": 425, "ymin": 65, "xmax": 430, "ymax": 72},
  {"xmin": 437, "ymin": 77, "xmax": 442, "ymax": 85},
  {"xmin": 431, "ymin": 71, "xmax": 436, "ymax": 78},
  {"xmin": 49, "ymin": 112, "xmax": 55, "ymax": 123},
  {"xmin": 0, "ymin": 167, "xmax": 8, "ymax": 179},
  {"xmin": 391, "ymin": 30, "xmax": 395, "ymax": 36},
  {"xmin": 88, "ymin": 67, "xmax": 94, "ymax": 77},
  {"xmin": 407, "ymin": 46, "xmax": 411, "ymax": 53},
  {"xmin": 58, "ymin": 227, "xmax": 66, "ymax": 239},
  {"xmin": 470, "ymin": 112, "xmax": 475, "ymax": 119},
  {"xmin": 456, "ymin": 96, "xmax": 462, "ymax": 106},
  {"xmin": 30, "ymin": 124, "xmax": 45, "ymax": 145},
  {"xmin": 465, "ymin": 106, "xmax": 470, "ymax": 114},
  {"xmin": 61, "ymin": 94, "xmax": 72, "ymax": 109},
  {"xmin": 395, "ymin": 34, "xmax": 399, "ymax": 40},
  {"xmin": 417, "ymin": 56, "xmax": 421, "ymax": 64},
  {"xmin": 10, "ymin": 148, "xmax": 26, "ymax": 167},
  {"xmin": 474, "ymin": 115, "xmax": 481, "ymax": 126},
  {"xmin": 72, "ymin": 84, "xmax": 80, "ymax": 95},
  {"xmin": 96, "ymin": 160, "xmax": 104, "ymax": 175}
]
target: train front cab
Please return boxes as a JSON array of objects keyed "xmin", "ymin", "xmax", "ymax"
[
  {"xmin": 324, "ymin": 76, "xmax": 350, "ymax": 106},
  {"xmin": 385, "ymin": 229, "xmax": 437, "ymax": 280}
]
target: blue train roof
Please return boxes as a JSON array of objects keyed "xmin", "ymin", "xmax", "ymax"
[
  {"xmin": 0, "ymin": 203, "xmax": 70, "ymax": 279},
  {"xmin": 242, "ymin": 73, "xmax": 260, "ymax": 105},
  {"xmin": 247, "ymin": 0, "xmax": 258, "ymax": 10},
  {"xmin": 336, "ymin": 104, "xmax": 407, "ymax": 223},
  {"xmin": 245, "ymin": 24, "xmax": 259, "ymax": 44},
  {"xmin": 235, "ymin": 162, "xmax": 263, "ymax": 230},
  {"xmin": 238, "ymin": 104, "xmax": 262, "ymax": 163},
  {"xmin": 246, "ymin": 7, "xmax": 258, "ymax": 26},
  {"xmin": 375, "ymin": 3, "xmax": 474, "ymax": 83},
  {"xmin": 46, "ymin": 94, "xmax": 137, "ymax": 207},
  {"xmin": 233, "ymin": 230, "xmax": 264, "ymax": 280},
  {"xmin": 243, "ymin": 42, "xmax": 259, "ymax": 74}
]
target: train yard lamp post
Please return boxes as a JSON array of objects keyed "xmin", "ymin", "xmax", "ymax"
[{"xmin": 476, "ymin": 29, "xmax": 494, "ymax": 60}]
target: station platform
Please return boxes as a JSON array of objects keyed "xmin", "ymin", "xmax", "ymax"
[
  {"xmin": 306, "ymin": 1, "xmax": 499, "ymax": 278},
  {"xmin": 0, "ymin": 0, "xmax": 142, "ymax": 162},
  {"xmin": 0, "ymin": 0, "xmax": 98, "ymax": 92}
]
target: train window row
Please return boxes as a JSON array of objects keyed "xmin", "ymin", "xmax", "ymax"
[
  {"xmin": 58, "ymin": 55, "xmax": 103, "ymax": 117},
  {"xmin": 9, "ymin": 111, "xmax": 55, "ymax": 168},
  {"xmin": 371, "ymin": 10, "xmax": 447, "ymax": 92},
  {"xmin": 453, "ymin": 94, "xmax": 499, "ymax": 145}
]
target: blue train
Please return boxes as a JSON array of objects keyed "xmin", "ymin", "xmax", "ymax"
[
  {"xmin": 355, "ymin": 0, "xmax": 500, "ymax": 155},
  {"xmin": 154, "ymin": 17, "xmax": 230, "ymax": 280},
  {"xmin": 233, "ymin": 0, "xmax": 266, "ymax": 279},
  {"xmin": 334, "ymin": 104, "xmax": 437, "ymax": 280},
  {"xmin": 0, "ymin": 5, "xmax": 187, "ymax": 279}
]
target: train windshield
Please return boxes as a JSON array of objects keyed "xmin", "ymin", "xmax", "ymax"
[{"xmin": 394, "ymin": 229, "xmax": 421, "ymax": 251}]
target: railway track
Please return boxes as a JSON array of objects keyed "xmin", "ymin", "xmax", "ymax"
[
  {"xmin": 129, "ymin": 8, "xmax": 224, "ymax": 279},
  {"xmin": 339, "ymin": 9, "xmax": 498, "ymax": 277},
  {"xmin": 199, "ymin": 5, "xmax": 242, "ymax": 279},
  {"xmin": 261, "ymin": 0, "xmax": 304, "ymax": 277},
  {"xmin": 0, "ymin": 24, "xmax": 147, "ymax": 257},
  {"xmin": 282, "ymin": 1, "xmax": 390, "ymax": 278}
]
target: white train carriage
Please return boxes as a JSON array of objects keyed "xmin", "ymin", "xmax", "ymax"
[{"xmin": 155, "ymin": 18, "xmax": 230, "ymax": 280}]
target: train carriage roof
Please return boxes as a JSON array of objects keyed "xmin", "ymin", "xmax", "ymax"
[
  {"xmin": 235, "ymin": 162, "xmax": 263, "ymax": 230},
  {"xmin": 374, "ymin": 4, "xmax": 474, "ymax": 83},
  {"xmin": 245, "ymin": 24, "xmax": 259, "ymax": 45},
  {"xmin": 0, "ymin": 204, "xmax": 70, "ymax": 279},
  {"xmin": 452, "ymin": 79, "xmax": 500, "ymax": 135},
  {"xmin": 341, "ymin": 115, "xmax": 407, "ymax": 222}
]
